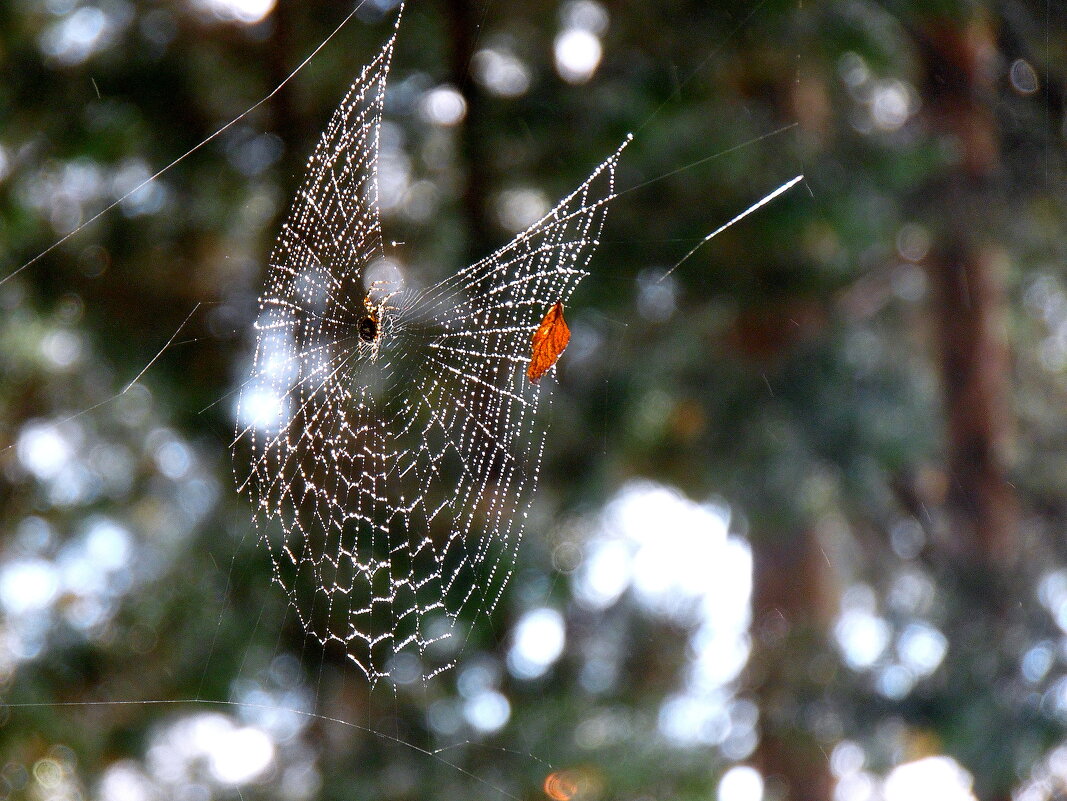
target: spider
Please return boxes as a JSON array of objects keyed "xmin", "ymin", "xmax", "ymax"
[{"xmin": 356, "ymin": 280, "xmax": 397, "ymax": 360}]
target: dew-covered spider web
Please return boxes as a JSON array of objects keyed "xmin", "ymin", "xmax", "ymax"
[{"xmin": 233, "ymin": 16, "xmax": 627, "ymax": 683}]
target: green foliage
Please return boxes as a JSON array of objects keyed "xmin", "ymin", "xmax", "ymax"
[{"xmin": 4, "ymin": 2, "xmax": 1067, "ymax": 800}]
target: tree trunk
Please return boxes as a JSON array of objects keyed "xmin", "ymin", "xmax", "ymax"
[
  {"xmin": 918, "ymin": 11, "xmax": 1018, "ymax": 568},
  {"xmin": 749, "ymin": 528, "xmax": 836, "ymax": 801}
]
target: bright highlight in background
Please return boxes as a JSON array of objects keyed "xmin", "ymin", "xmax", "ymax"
[
  {"xmin": 148, "ymin": 714, "xmax": 275, "ymax": 787},
  {"xmin": 17, "ymin": 421, "xmax": 72, "ymax": 480},
  {"xmin": 718, "ymin": 765, "xmax": 764, "ymax": 801},
  {"xmin": 422, "ymin": 85, "xmax": 467, "ymax": 126},
  {"xmin": 554, "ymin": 29, "xmax": 603, "ymax": 84},
  {"xmin": 576, "ymin": 482, "xmax": 753, "ymax": 751},
  {"xmin": 833, "ymin": 748, "xmax": 978, "ymax": 801},
  {"xmin": 193, "ymin": 0, "xmax": 277, "ymax": 24},
  {"xmin": 473, "ymin": 48, "xmax": 531, "ymax": 97},
  {"xmin": 835, "ymin": 606, "xmax": 890, "ymax": 669},
  {"xmin": 554, "ymin": 0, "xmax": 607, "ymax": 84},
  {"xmin": 463, "ymin": 690, "xmax": 511, "ymax": 733},
  {"xmin": 0, "ymin": 559, "xmax": 58, "ymax": 616},
  {"xmin": 508, "ymin": 607, "xmax": 566, "ymax": 679},
  {"xmin": 236, "ymin": 387, "xmax": 287, "ymax": 433},
  {"xmin": 883, "ymin": 757, "xmax": 977, "ymax": 801}
]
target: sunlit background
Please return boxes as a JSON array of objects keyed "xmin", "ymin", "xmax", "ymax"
[{"xmin": 3, "ymin": 0, "xmax": 1067, "ymax": 800}]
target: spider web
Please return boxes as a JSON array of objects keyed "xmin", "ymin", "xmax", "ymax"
[{"xmin": 233, "ymin": 21, "xmax": 627, "ymax": 683}]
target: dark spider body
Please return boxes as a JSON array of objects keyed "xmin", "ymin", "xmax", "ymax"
[{"xmin": 357, "ymin": 315, "xmax": 378, "ymax": 343}]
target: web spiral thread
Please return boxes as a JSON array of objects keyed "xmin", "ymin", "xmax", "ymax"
[{"xmin": 234, "ymin": 23, "xmax": 628, "ymax": 682}]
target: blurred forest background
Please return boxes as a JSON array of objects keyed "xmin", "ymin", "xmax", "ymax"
[{"xmin": 3, "ymin": 0, "xmax": 1067, "ymax": 799}]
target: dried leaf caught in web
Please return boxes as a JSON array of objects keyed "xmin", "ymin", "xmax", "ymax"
[{"xmin": 528, "ymin": 302, "xmax": 571, "ymax": 384}]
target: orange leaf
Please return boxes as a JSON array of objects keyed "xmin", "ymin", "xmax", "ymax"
[{"xmin": 527, "ymin": 302, "xmax": 571, "ymax": 384}]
